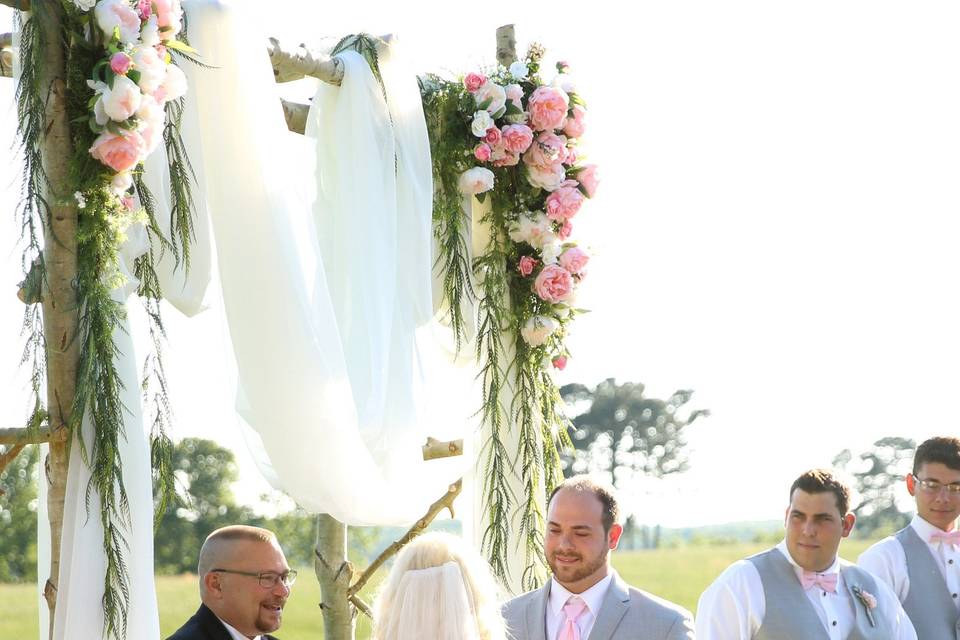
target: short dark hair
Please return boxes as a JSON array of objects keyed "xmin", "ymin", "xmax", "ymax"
[
  {"xmin": 548, "ymin": 476, "xmax": 620, "ymax": 533},
  {"xmin": 914, "ymin": 437, "xmax": 960, "ymax": 475},
  {"xmin": 789, "ymin": 469, "xmax": 851, "ymax": 516}
]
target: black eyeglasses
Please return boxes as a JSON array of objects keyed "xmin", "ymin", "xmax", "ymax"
[
  {"xmin": 210, "ymin": 568, "xmax": 298, "ymax": 588},
  {"xmin": 913, "ymin": 475, "xmax": 960, "ymax": 496}
]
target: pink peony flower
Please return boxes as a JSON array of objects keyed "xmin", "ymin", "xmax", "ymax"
[
  {"xmin": 474, "ymin": 81, "xmax": 506, "ymax": 114},
  {"xmin": 545, "ymin": 185, "xmax": 585, "ymax": 222},
  {"xmin": 484, "ymin": 127, "xmax": 502, "ymax": 146},
  {"xmin": 518, "ymin": 256, "xmax": 537, "ymax": 277},
  {"xmin": 474, "ymin": 143, "xmax": 492, "ymax": 162},
  {"xmin": 563, "ymin": 105, "xmax": 586, "ymax": 139},
  {"xmin": 527, "ymin": 86, "xmax": 569, "ymax": 131},
  {"xmin": 552, "ymin": 356, "xmax": 567, "ymax": 370},
  {"xmin": 558, "ymin": 220, "xmax": 573, "ymax": 240},
  {"xmin": 457, "ymin": 167, "xmax": 495, "ymax": 195},
  {"xmin": 525, "ymin": 161, "xmax": 566, "ymax": 192},
  {"xmin": 463, "ymin": 72, "xmax": 486, "ymax": 92},
  {"xmin": 94, "ymin": 0, "xmax": 142, "ymax": 44},
  {"xmin": 90, "ymin": 130, "xmax": 146, "ymax": 173},
  {"xmin": 577, "ymin": 164, "xmax": 600, "ymax": 198},
  {"xmin": 490, "ymin": 144, "xmax": 520, "ymax": 167},
  {"xmin": 501, "ymin": 124, "xmax": 534, "ymax": 154},
  {"xmin": 524, "ymin": 132, "xmax": 567, "ymax": 167},
  {"xmin": 102, "ymin": 74, "xmax": 143, "ymax": 122},
  {"xmin": 559, "ymin": 246, "xmax": 589, "ymax": 274},
  {"xmin": 534, "ymin": 264, "xmax": 574, "ymax": 303},
  {"xmin": 110, "ymin": 52, "xmax": 133, "ymax": 76},
  {"xmin": 153, "ymin": 0, "xmax": 183, "ymax": 37}
]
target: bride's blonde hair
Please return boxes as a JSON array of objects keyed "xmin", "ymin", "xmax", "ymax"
[{"xmin": 372, "ymin": 532, "xmax": 507, "ymax": 640}]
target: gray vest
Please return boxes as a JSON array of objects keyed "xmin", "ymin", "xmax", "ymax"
[
  {"xmin": 748, "ymin": 549, "xmax": 894, "ymax": 640},
  {"xmin": 895, "ymin": 526, "xmax": 960, "ymax": 640}
]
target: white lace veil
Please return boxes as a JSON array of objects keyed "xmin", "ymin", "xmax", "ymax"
[{"xmin": 377, "ymin": 562, "xmax": 483, "ymax": 640}]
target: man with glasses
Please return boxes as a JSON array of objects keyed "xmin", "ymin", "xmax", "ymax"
[
  {"xmin": 697, "ymin": 469, "xmax": 916, "ymax": 639},
  {"xmin": 167, "ymin": 525, "xmax": 296, "ymax": 640},
  {"xmin": 859, "ymin": 436, "xmax": 960, "ymax": 639}
]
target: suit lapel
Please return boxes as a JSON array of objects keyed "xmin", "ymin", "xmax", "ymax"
[
  {"xmin": 197, "ymin": 604, "xmax": 235, "ymax": 640},
  {"xmin": 586, "ymin": 574, "xmax": 630, "ymax": 640},
  {"xmin": 526, "ymin": 581, "xmax": 551, "ymax": 640}
]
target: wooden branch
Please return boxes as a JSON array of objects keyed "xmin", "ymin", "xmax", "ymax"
[
  {"xmin": 0, "ymin": 444, "xmax": 26, "ymax": 484},
  {"xmin": 281, "ymin": 98, "xmax": 309, "ymax": 135},
  {"xmin": 0, "ymin": 426, "xmax": 64, "ymax": 445},
  {"xmin": 496, "ymin": 25, "xmax": 517, "ymax": 68},
  {"xmin": 348, "ymin": 479, "xmax": 462, "ymax": 597},
  {"xmin": 349, "ymin": 595, "xmax": 372, "ymax": 619},
  {"xmin": 267, "ymin": 38, "xmax": 343, "ymax": 85},
  {"xmin": 421, "ymin": 437, "xmax": 464, "ymax": 460},
  {"xmin": 0, "ymin": 0, "xmax": 30, "ymax": 10}
]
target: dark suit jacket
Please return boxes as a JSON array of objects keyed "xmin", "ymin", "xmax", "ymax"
[{"xmin": 166, "ymin": 604, "xmax": 279, "ymax": 640}]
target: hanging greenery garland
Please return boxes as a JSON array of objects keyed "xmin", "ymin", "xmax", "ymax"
[
  {"xmin": 422, "ymin": 43, "xmax": 600, "ymax": 589},
  {"xmin": 16, "ymin": 0, "xmax": 194, "ymax": 636}
]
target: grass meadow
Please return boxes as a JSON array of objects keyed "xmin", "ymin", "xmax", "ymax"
[{"xmin": 0, "ymin": 540, "xmax": 877, "ymax": 638}]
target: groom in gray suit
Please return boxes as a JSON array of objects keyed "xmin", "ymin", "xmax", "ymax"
[{"xmin": 503, "ymin": 476, "xmax": 695, "ymax": 640}]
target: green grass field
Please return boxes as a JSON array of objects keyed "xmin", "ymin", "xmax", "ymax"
[{"xmin": 0, "ymin": 540, "xmax": 877, "ymax": 638}]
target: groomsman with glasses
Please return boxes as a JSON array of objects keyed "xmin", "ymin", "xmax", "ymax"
[
  {"xmin": 696, "ymin": 469, "xmax": 916, "ymax": 639},
  {"xmin": 167, "ymin": 525, "xmax": 295, "ymax": 640},
  {"xmin": 859, "ymin": 436, "xmax": 960, "ymax": 640}
]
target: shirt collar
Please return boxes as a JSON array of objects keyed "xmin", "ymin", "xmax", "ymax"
[
  {"xmin": 912, "ymin": 512, "xmax": 956, "ymax": 539},
  {"xmin": 218, "ymin": 617, "xmax": 261, "ymax": 640},
  {"xmin": 776, "ymin": 539, "xmax": 840, "ymax": 576},
  {"xmin": 549, "ymin": 572, "xmax": 613, "ymax": 619}
]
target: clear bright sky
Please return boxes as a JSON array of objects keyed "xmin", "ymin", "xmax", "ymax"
[{"xmin": 2, "ymin": 1, "xmax": 959, "ymax": 527}]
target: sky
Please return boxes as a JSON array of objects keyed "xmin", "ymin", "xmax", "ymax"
[{"xmin": 2, "ymin": 1, "xmax": 959, "ymax": 528}]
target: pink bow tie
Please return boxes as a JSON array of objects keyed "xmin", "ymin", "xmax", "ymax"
[
  {"xmin": 930, "ymin": 530, "xmax": 960, "ymax": 546},
  {"xmin": 800, "ymin": 571, "xmax": 838, "ymax": 593}
]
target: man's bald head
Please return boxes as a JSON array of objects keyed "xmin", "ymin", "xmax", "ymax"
[{"xmin": 198, "ymin": 525, "xmax": 279, "ymax": 584}]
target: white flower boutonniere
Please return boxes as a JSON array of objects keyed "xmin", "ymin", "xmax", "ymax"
[{"xmin": 851, "ymin": 585, "xmax": 877, "ymax": 627}]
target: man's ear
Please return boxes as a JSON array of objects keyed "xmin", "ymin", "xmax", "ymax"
[
  {"xmin": 905, "ymin": 472, "xmax": 917, "ymax": 497},
  {"xmin": 608, "ymin": 523, "xmax": 624, "ymax": 550},
  {"xmin": 841, "ymin": 512, "xmax": 856, "ymax": 538},
  {"xmin": 203, "ymin": 572, "xmax": 223, "ymax": 599}
]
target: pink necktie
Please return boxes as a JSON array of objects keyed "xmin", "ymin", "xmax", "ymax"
[
  {"xmin": 558, "ymin": 596, "xmax": 588, "ymax": 640},
  {"xmin": 800, "ymin": 571, "xmax": 838, "ymax": 593},
  {"xmin": 930, "ymin": 530, "xmax": 960, "ymax": 546}
]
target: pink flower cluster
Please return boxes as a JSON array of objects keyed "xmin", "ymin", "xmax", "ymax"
[{"xmin": 84, "ymin": 0, "xmax": 188, "ymax": 193}]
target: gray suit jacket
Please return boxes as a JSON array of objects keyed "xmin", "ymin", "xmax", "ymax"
[{"xmin": 502, "ymin": 572, "xmax": 695, "ymax": 640}]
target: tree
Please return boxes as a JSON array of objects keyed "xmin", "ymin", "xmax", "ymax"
[
  {"xmin": 833, "ymin": 437, "xmax": 915, "ymax": 538},
  {"xmin": 0, "ymin": 445, "xmax": 39, "ymax": 581},
  {"xmin": 560, "ymin": 379, "xmax": 709, "ymax": 487}
]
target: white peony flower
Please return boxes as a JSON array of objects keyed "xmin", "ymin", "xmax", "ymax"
[
  {"xmin": 471, "ymin": 110, "xmax": 494, "ymax": 138},
  {"xmin": 474, "ymin": 81, "xmax": 506, "ymax": 115},
  {"xmin": 102, "ymin": 74, "xmax": 143, "ymax": 122},
  {"xmin": 136, "ymin": 94, "xmax": 166, "ymax": 154},
  {"xmin": 508, "ymin": 212, "xmax": 555, "ymax": 249},
  {"xmin": 553, "ymin": 73, "xmax": 577, "ymax": 95},
  {"xmin": 509, "ymin": 61, "xmax": 529, "ymax": 80},
  {"xmin": 111, "ymin": 172, "xmax": 133, "ymax": 195},
  {"xmin": 157, "ymin": 63, "xmax": 188, "ymax": 103},
  {"xmin": 457, "ymin": 167, "xmax": 495, "ymax": 195},
  {"xmin": 140, "ymin": 16, "xmax": 161, "ymax": 47},
  {"xmin": 72, "ymin": 0, "xmax": 97, "ymax": 10},
  {"xmin": 540, "ymin": 239, "xmax": 563, "ymax": 265},
  {"xmin": 131, "ymin": 44, "xmax": 166, "ymax": 94},
  {"xmin": 521, "ymin": 315, "xmax": 558, "ymax": 347},
  {"xmin": 94, "ymin": 0, "xmax": 142, "ymax": 44}
]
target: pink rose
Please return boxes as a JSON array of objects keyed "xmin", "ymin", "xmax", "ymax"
[
  {"xmin": 89, "ymin": 130, "xmax": 146, "ymax": 173},
  {"xmin": 524, "ymin": 132, "xmax": 567, "ymax": 167},
  {"xmin": 534, "ymin": 264, "xmax": 574, "ymax": 303},
  {"xmin": 552, "ymin": 356, "xmax": 567, "ymax": 370},
  {"xmin": 527, "ymin": 86, "xmax": 569, "ymax": 131},
  {"xmin": 94, "ymin": 0, "xmax": 142, "ymax": 44},
  {"xmin": 505, "ymin": 83, "xmax": 524, "ymax": 107},
  {"xmin": 490, "ymin": 145, "xmax": 520, "ymax": 167},
  {"xmin": 525, "ymin": 161, "xmax": 566, "ymax": 192},
  {"xmin": 518, "ymin": 256, "xmax": 537, "ymax": 277},
  {"xmin": 545, "ymin": 185, "xmax": 585, "ymax": 222},
  {"xmin": 501, "ymin": 124, "xmax": 534, "ymax": 154},
  {"xmin": 559, "ymin": 247, "xmax": 589, "ymax": 275},
  {"xmin": 577, "ymin": 164, "xmax": 600, "ymax": 198},
  {"xmin": 464, "ymin": 72, "xmax": 486, "ymax": 92},
  {"xmin": 137, "ymin": 0, "xmax": 151, "ymax": 19},
  {"xmin": 558, "ymin": 220, "xmax": 573, "ymax": 240},
  {"xmin": 484, "ymin": 127, "xmax": 502, "ymax": 146},
  {"xmin": 110, "ymin": 52, "xmax": 133, "ymax": 76},
  {"xmin": 565, "ymin": 147, "xmax": 578, "ymax": 166},
  {"xmin": 563, "ymin": 105, "xmax": 586, "ymax": 139},
  {"xmin": 474, "ymin": 143, "xmax": 492, "ymax": 162}
]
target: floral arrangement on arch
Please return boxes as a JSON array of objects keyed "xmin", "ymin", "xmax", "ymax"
[{"xmin": 422, "ymin": 43, "xmax": 599, "ymax": 589}]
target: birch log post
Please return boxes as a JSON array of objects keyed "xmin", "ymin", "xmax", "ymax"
[
  {"xmin": 33, "ymin": 4, "xmax": 80, "ymax": 636},
  {"xmin": 315, "ymin": 514, "xmax": 356, "ymax": 640}
]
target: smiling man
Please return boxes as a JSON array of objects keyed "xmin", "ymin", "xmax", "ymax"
[
  {"xmin": 167, "ymin": 525, "xmax": 295, "ymax": 640},
  {"xmin": 503, "ymin": 476, "xmax": 695, "ymax": 640},
  {"xmin": 696, "ymin": 469, "xmax": 916, "ymax": 639},
  {"xmin": 859, "ymin": 436, "xmax": 960, "ymax": 639}
]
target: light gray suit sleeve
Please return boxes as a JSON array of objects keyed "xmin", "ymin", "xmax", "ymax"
[{"xmin": 664, "ymin": 607, "xmax": 696, "ymax": 640}]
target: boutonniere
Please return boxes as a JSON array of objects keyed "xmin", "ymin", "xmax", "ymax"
[{"xmin": 851, "ymin": 585, "xmax": 877, "ymax": 627}]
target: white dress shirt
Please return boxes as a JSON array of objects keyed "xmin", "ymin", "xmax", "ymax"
[
  {"xmin": 696, "ymin": 541, "xmax": 916, "ymax": 640},
  {"xmin": 546, "ymin": 573, "xmax": 613, "ymax": 640},
  {"xmin": 220, "ymin": 617, "xmax": 262, "ymax": 640},
  {"xmin": 858, "ymin": 514, "xmax": 960, "ymax": 611}
]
